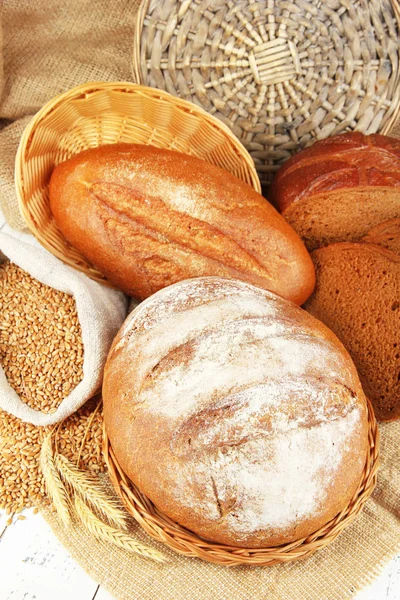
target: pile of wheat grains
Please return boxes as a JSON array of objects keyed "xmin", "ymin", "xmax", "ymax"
[
  {"xmin": 0, "ymin": 260, "xmax": 105, "ymax": 515},
  {"xmin": 0, "ymin": 397, "xmax": 105, "ymax": 514},
  {"xmin": 0, "ymin": 260, "xmax": 84, "ymax": 414}
]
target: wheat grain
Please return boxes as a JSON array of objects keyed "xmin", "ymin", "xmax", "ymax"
[
  {"xmin": 0, "ymin": 396, "xmax": 105, "ymax": 514},
  {"xmin": 74, "ymin": 495, "xmax": 167, "ymax": 563},
  {"xmin": 0, "ymin": 409, "xmax": 51, "ymax": 512},
  {"xmin": 55, "ymin": 453, "xmax": 127, "ymax": 530},
  {"xmin": 0, "ymin": 260, "xmax": 84, "ymax": 413}
]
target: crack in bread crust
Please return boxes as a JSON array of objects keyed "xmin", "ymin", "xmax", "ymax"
[
  {"xmin": 169, "ymin": 377, "xmax": 358, "ymax": 457},
  {"xmin": 90, "ymin": 180, "xmax": 276, "ymax": 280}
]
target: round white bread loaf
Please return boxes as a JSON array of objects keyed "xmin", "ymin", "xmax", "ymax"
[{"xmin": 103, "ymin": 277, "xmax": 369, "ymax": 547}]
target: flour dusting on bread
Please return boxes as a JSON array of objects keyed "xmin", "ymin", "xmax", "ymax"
[
  {"xmin": 165, "ymin": 407, "xmax": 362, "ymax": 537},
  {"xmin": 103, "ymin": 277, "xmax": 368, "ymax": 547}
]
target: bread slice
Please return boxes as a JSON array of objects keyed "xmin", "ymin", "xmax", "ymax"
[
  {"xmin": 282, "ymin": 189, "xmax": 400, "ymax": 252},
  {"xmin": 362, "ymin": 218, "xmax": 400, "ymax": 256},
  {"xmin": 304, "ymin": 242, "xmax": 400, "ymax": 421},
  {"xmin": 271, "ymin": 133, "xmax": 400, "ymax": 251}
]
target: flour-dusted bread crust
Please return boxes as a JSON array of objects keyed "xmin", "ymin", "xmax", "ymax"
[
  {"xmin": 48, "ymin": 144, "xmax": 314, "ymax": 305},
  {"xmin": 305, "ymin": 243, "xmax": 400, "ymax": 422},
  {"xmin": 271, "ymin": 133, "xmax": 400, "ymax": 251},
  {"xmin": 103, "ymin": 277, "xmax": 369, "ymax": 547}
]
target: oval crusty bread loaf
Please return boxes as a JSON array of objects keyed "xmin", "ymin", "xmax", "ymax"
[
  {"xmin": 362, "ymin": 218, "xmax": 400, "ymax": 256},
  {"xmin": 48, "ymin": 144, "xmax": 315, "ymax": 305},
  {"xmin": 103, "ymin": 277, "xmax": 368, "ymax": 547},
  {"xmin": 304, "ymin": 243, "xmax": 400, "ymax": 422},
  {"xmin": 271, "ymin": 133, "xmax": 400, "ymax": 251}
]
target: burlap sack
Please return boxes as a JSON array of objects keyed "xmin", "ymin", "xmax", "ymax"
[
  {"xmin": 0, "ymin": 117, "xmax": 32, "ymax": 229},
  {"xmin": 0, "ymin": 231, "xmax": 127, "ymax": 426}
]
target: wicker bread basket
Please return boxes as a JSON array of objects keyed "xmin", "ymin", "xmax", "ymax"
[
  {"xmin": 104, "ymin": 398, "xmax": 379, "ymax": 567},
  {"xmin": 15, "ymin": 82, "xmax": 260, "ymax": 285},
  {"xmin": 133, "ymin": 0, "xmax": 400, "ymax": 188}
]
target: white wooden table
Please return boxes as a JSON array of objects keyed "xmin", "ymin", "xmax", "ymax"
[{"xmin": 1, "ymin": 215, "xmax": 400, "ymax": 600}]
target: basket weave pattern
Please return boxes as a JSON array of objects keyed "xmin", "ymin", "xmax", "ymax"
[
  {"xmin": 133, "ymin": 0, "xmax": 400, "ymax": 187},
  {"xmin": 104, "ymin": 398, "xmax": 380, "ymax": 567},
  {"xmin": 15, "ymin": 82, "xmax": 260, "ymax": 284}
]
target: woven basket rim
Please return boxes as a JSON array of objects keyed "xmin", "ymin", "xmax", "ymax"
[
  {"xmin": 15, "ymin": 80, "xmax": 261, "ymax": 214},
  {"xmin": 132, "ymin": 1, "xmax": 150, "ymax": 85},
  {"xmin": 383, "ymin": 0, "xmax": 400, "ymax": 135},
  {"xmin": 14, "ymin": 81, "xmax": 261, "ymax": 286},
  {"xmin": 103, "ymin": 397, "xmax": 380, "ymax": 567},
  {"xmin": 132, "ymin": 0, "xmax": 400, "ymax": 184}
]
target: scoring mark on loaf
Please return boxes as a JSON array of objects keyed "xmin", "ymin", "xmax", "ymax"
[
  {"xmin": 140, "ymin": 315, "xmax": 320, "ymax": 384},
  {"xmin": 89, "ymin": 180, "xmax": 277, "ymax": 283},
  {"xmin": 113, "ymin": 291, "xmax": 281, "ymax": 362},
  {"xmin": 166, "ymin": 407, "xmax": 363, "ymax": 536},
  {"xmin": 115, "ymin": 278, "xmax": 283, "ymax": 345},
  {"xmin": 169, "ymin": 377, "xmax": 357, "ymax": 456},
  {"xmin": 112, "ymin": 279, "xmax": 357, "ymax": 433},
  {"xmin": 137, "ymin": 319, "xmax": 354, "ymax": 423}
]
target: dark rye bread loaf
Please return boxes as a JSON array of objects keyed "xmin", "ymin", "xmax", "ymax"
[
  {"xmin": 271, "ymin": 133, "xmax": 400, "ymax": 251},
  {"xmin": 304, "ymin": 243, "xmax": 400, "ymax": 421},
  {"xmin": 362, "ymin": 218, "xmax": 400, "ymax": 256},
  {"xmin": 49, "ymin": 144, "xmax": 314, "ymax": 304},
  {"xmin": 103, "ymin": 277, "xmax": 368, "ymax": 548}
]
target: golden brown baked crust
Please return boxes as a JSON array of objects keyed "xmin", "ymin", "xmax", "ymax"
[
  {"xmin": 305, "ymin": 242, "xmax": 400, "ymax": 422},
  {"xmin": 272, "ymin": 133, "xmax": 400, "ymax": 213},
  {"xmin": 49, "ymin": 144, "xmax": 315, "ymax": 304},
  {"xmin": 270, "ymin": 133, "xmax": 400, "ymax": 251},
  {"xmin": 103, "ymin": 277, "xmax": 369, "ymax": 547}
]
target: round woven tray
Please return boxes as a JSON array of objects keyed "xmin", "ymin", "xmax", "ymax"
[
  {"xmin": 133, "ymin": 0, "xmax": 400, "ymax": 188},
  {"xmin": 104, "ymin": 398, "xmax": 380, "ymax": 567},
  {"xmin": 15, "ymin": 81, "xmax": 260, "ymax": 285}
]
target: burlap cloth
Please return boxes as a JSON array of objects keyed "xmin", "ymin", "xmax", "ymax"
[
  {"xmin": 0, "ymin": 0, "xmax": 139, "ymax": 229},
  {"xmin": 0, "ymin": 1, "xmax": 399, "ymax": 599},
  {"xmin": 42, "ymin": 420, "xmax": 400, "ymax": 600}
]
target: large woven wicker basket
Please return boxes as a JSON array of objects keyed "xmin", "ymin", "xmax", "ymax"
[
  {"xmin": 133, "ymin": 0, "xmax": 400, "ymax": 188},
  {"xmin": 15, "ymin": 81, "xmax": 260, "ymax": 284},
  {"xmin": 104, "ymin": 398, "xmax": 379, "ymax": 567}
]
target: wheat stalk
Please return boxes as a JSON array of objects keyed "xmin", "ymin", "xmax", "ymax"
[
  {"xmin": 74, "ymin": 495, "xmax": 167, "ymax": 563},
  {"xmin": 55, "ymin": 453, "xmax": 127, "ymax": 530},
  {"xmin": 76, "ymin": 396, "xmax": 102, "ymax": 468},
  {"xmin": 40, "ymin": 435, "xmax": 71, "ymax": 525},
  {"xmin": 44, "ymin": 406, "xmax": 166, "ymax": 564}
]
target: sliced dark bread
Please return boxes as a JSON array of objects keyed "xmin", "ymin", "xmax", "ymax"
[
  {"xmin": 362, "ymin": 218, "xmax": 400, "ymax": 256},
  {"xmin": 304, "ymin": 242, "xmax": 400, "ymax": 421},
  {"xmin": 271, "ymin": 133, "xmax": 400, "ymax": 251}
]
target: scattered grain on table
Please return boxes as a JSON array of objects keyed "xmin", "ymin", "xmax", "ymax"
[
  {"xmin": 0, "ymin": 397, "xmax": 105, "ymax": 515},
  {"xmin": 0, "ymin": 260, "xmax": 84, "ymax": 414}
]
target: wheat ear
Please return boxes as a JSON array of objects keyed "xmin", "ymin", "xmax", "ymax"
[
  {"xmin": 55, "ymin": 453, "xmax": 127, "ymax": 530},
  {"xmin": 40, "ymin": 435, "xmax": 71, "ymax": 525},
  {"xmin": 76, "ymin": 396, "xmax": 102, "ymax": 468},
  {"xmin": 74, "ymin": 495, "xmax": 167, "ymax": 563}
]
